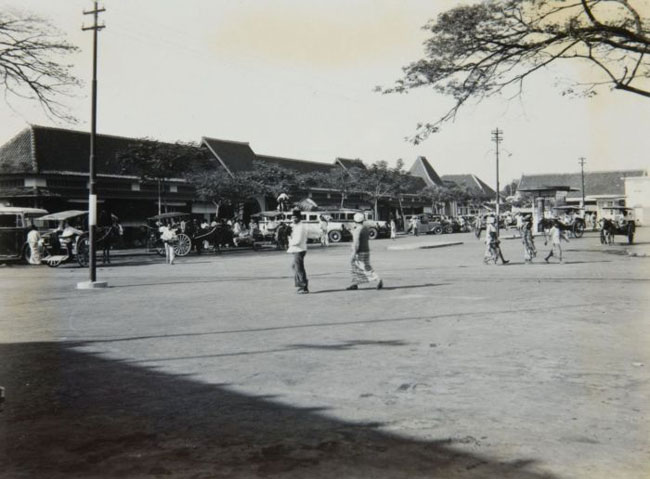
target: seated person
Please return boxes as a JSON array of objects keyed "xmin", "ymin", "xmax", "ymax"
[{"xmin": 59, "ymin": 221, "xmax": 83, "ymax": 256}]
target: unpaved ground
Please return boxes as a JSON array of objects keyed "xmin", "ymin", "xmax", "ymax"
[{"xmin": 1, "ymin": 230, "xmax": 649, "ymax": 478}]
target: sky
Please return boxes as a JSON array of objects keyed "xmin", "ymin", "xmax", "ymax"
[{"xmin": 1, "ymin": 0, "xmax": 648, "ymax": 187}]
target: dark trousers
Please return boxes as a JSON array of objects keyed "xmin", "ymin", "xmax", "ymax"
[{"xmin": 292, "ymin": 251, "xmax": 308, "ymax": 290}]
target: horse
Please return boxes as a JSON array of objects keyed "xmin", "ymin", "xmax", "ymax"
[
  {"xmin": 97, "ymin": 224, "xmax": 121, "ymax": 264},
  {"xmin": 599, "ymin": 219, "xmax": 615, "ymax": 245},
  {"xmin": 275, "ymin": 223, "xmax": 292, "ymax": 250}
]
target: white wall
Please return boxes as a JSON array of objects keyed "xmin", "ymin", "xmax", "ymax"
[{"xmin": 625, "ymin": 177, "xmax": 650, "ymax": 226}]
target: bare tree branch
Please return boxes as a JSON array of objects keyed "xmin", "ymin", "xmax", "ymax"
[
  {"xmin": 0, "ymin": 11, "xmax": 80, "ymax": 122},
  {"xmin": 380, "ymin": 0, "xmax": 650, "ymax": 141}
]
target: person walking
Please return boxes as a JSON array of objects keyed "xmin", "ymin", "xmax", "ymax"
[
  {"xmin": 26, "ymin": 224, "xmax": 42, "ymax": 265},
  {"xmin": 346, "ymin": 213, "xmax": 383, "ymax": 290},
  {"xmin": 484, "ymin": 216, "xmax": 509, "ymax": 265},
  {"xmin": 159, "ymin": 223, "xmax": 177, "ymax": 265},
  {"xmin": 319, "ymin": 215, "xmax": 329, "ymax": 247},
  {"xmin": 287, "ymin": 209, "xmax": 309, "ymax": 294},
  {"xmin": 521, "ymin": 216, "xmax": 536, "ymax": 263},
  {"xmin": 389, "ymin": 217, "xmax": 397, "ymax": 240},
  {"xmin": 545, "ymin": 220, "xmax": 569, "ymax": 263}
]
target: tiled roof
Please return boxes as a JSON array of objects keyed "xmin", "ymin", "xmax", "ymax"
[
  {"xmin": 409, "ymin": 156, "xmax": 444, "ymax": 187},
  {"xmin": 201, "ymin": 137, "xmax": 258, "ymax": 175},
  {"xmin": 257, "ymin": 154, "xmax": 336, "ymax": 174},
  {"xmin": 441, "ymin": 174, "xmax": 497, "ymax": 196},
  {"xmin": 518, "ymin": 170, "xmax": 647, "ymax": 198},
  {"xmin": 0, "ymin": 125, "xmax": 197, "ymax": 177},
  {"xmin": 0, "ymin": 128, "xmax": 35, "ymax": 173},
  {"xmin": 336, "ymin": 158, "xmax": 366, "ymax": 170}
]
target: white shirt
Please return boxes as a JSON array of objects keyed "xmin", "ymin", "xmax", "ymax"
[
  {"xmin": 287, "ymin": 222, "xmax": 307, "ymax": 253},
  {"xmin": 27, "ymin": 229, "xmax": 41, "ymax": 244},
  {"xmin": 485, "ymin": 223, "xmax": 497, "ymax": 244}
]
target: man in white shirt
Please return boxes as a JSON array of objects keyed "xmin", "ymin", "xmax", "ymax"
[{"xmin": 287, "ymin": 209, "xmax": 308, "ymax": 294}]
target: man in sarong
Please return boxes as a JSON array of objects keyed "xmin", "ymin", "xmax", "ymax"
[
  {"xmin": 521, "ymin": 215, "xmax": 536, "ymax": 263},
  {"xmin": 346, "ymin": 212, "xmax": 383, "ymax": 290}
]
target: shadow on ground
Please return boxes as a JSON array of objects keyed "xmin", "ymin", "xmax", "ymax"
[{"xmin": 0, "ymin": 342, "xmax": 559, "ymax": 478}]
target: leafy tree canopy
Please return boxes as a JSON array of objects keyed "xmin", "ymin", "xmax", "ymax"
[
  {"xmin": 114, "ymin": 139, "xmax": 210, "ymax": 182},
  {"xmin": 382, "ymin": 0, "xmax": 650, "ymax": 142}
]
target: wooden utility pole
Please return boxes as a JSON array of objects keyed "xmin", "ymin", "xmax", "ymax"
[
  {"xmin": 491, "ymin": 128, "xmax": 503, "ymax": 237},
  {"xmin": 579, "ymin": 157, "xmax": 586, "ymax": 208},
  {"xmin": 79, "ymin": 2, "xmax": 106, "ymax": 289}
]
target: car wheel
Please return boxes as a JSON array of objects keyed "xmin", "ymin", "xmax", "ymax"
[
  {"xmin": 444, "ymin": 225, "xmax": 454, "ymax": 234},
  {"xmin": 432, "ymin": 226, "xmax": 443, "ymax": 235},
  {"xmin": 367, "ymin": 227, "xmax": 378, "ymax": 240},
  {"xmin": 328, "ymin": 230, "xmax": 342, "ymax": 243}
]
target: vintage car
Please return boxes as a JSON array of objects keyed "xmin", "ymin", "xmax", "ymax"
[
  {"xmin": 318, "ymin": 209, "xmax": 389, "ymax": 240},
  {"xmin": 404, "ymin": 214, "xmax": 446, "ymax": 235},
  {"xmin": 0, "ymin": 206, "xmax": 49, "ymax": 262},
  {"xmin": 252, "ymin": 210, "xmax": 352, "ymax": 244}
]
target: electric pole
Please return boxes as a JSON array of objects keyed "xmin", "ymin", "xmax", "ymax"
[
  {"xmin": 491, "ymin": 128, "xmax": 503, "ymax": 237},
  {"xmin": 579, "ymin": 157, "xmax": 586, "ymax": 208},
  {"xmin": 79, "ymin": 2, "xmax": 106, "ymax": 289}
]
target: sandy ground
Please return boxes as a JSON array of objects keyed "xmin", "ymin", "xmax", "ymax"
[{"xmin": 1, "ymin": 229, "xmax": 649, "ymax": 478}]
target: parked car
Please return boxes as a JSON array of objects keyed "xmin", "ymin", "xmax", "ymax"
[
  {"xmin": 252, "ymin": 211, "xmax": 352, "ymax": 244},
  {"xmin": 0, "ymin": 206, "xmax": 49, "ymax": 262},
  {"xmin": 404, "ymin": 214, "xmax": 445, "ymax": 235},
  {"xmin": 319, "ymin": 209, "xmax": 389, "ymax": 240}
]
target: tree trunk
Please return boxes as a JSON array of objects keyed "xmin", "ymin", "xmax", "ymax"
[{"xmin": 212, "ymin": 200, "xmax": 221, "ymax": 220}]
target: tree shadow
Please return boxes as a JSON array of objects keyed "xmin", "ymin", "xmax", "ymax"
[{"xmin": 1, "ymin": 341, "xmax": 560, "ymax": 478}]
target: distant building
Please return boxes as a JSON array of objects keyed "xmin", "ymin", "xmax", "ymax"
[
  {"xmin": 518, "ymin": 169, "xmax": 648, "ymax": 220},
  {"xmin": 441, "ymin": 174, "xmax": 497, "ymax": 215},
  {"xmin": 624, "ymin": 175, "xmax": 650, "ymax": 225},
  {"xmin": 0, "ymin": 126, "xmax": 432, "ymax": 230}
]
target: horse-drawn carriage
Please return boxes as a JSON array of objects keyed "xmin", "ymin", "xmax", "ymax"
[
  {"xmin": 599, "ymin": 207, "xmax": 635, "ymax": 245},
  {"xmin": 38, "ymin": 210, "xmax": 118, "ymax": 267},
  {"xmin": 145, "ymin": 212, "xmax": 193, "ymax": 257},
  {"xmin": 550, "ymin": 206, "xmax": 586, "ymax": 238},
  {"xmin": 146, "ymin": 212, "xmax": 243, "ymax": 256}
]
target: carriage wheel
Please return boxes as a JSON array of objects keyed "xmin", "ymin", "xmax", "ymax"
[
  {"xmin": 174, "ymin": 233, "xmax": 192, "ymax": 256},
  {"xmin": 77, "ymin": 237, "xmax": 90, "ymax": 268},
  {"xmin": 46, "ymin": 258, "xmax": 62, "ymax": 268},
  {"xmin": 573, "ymin": 221, "xmax": 585, "ymax": 238}
]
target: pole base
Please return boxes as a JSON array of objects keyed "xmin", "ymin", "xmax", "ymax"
[{"xmin": 76, "ymin": 280, "xmax": 108, "ymax": 290}]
